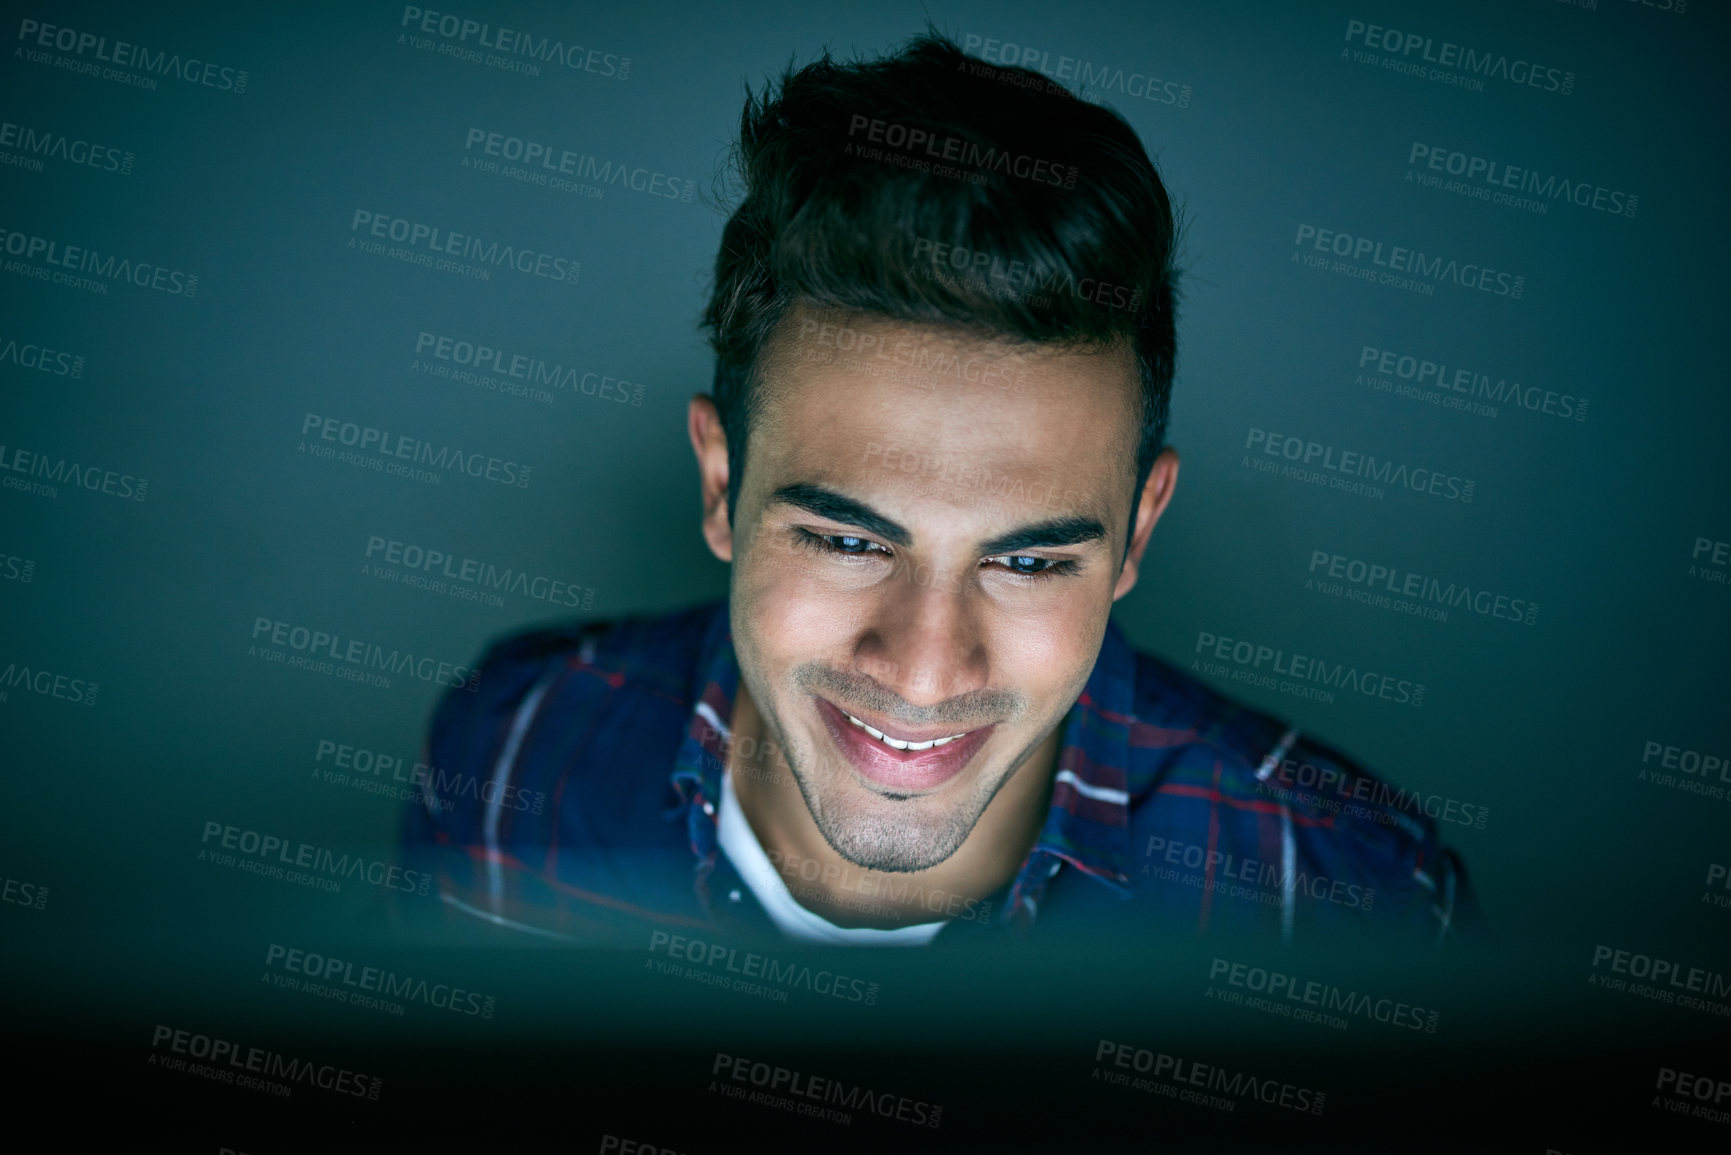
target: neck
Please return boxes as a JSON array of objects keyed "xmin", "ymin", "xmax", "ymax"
[{"xmin": 726, "ymin": 680, "xmax": 1059, "ymax": 929}]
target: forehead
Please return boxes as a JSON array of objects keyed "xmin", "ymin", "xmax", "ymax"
[{"xmin": 753, "ymin": 308, "xmax": 1140, "ymax": 520}]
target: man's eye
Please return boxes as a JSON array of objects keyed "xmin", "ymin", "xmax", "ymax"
[
  {"xmin": 985, "ymin": 554, "xmax": 1076, "ymax": 578},
  {"xmin": 796, "ymin": 529, "xmax": 888, "ymax": 557}
]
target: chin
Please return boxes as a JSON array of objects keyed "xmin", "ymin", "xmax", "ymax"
[
  {"xmin": 792, "ymin": 748, "xmax": 992, "ymax": 874},
  {"xmin": 814, "ymin": 806, "xmax": 969, "ymax": 874}
]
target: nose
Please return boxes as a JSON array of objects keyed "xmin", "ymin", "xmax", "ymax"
[{"xmin": 852, "ymin": 564, "xmax": 989, "ymax": 710}]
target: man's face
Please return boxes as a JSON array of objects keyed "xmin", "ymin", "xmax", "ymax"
[{"xmin": 709, "ymin": 307, "xmax": 1167, "ymax": 874}]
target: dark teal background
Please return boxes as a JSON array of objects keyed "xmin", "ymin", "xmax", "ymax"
[{"xmin": 2, "ymin": 1, "xmax": 1727, "ymax": 1149}]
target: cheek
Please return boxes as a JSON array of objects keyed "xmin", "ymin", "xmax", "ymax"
[
  {"xmin": 735, "ymin": 546, "xmax": 868, "ymax": 666},
  {"xmin": 985, "ymin": 596, "xmax": 1109, "ymax": 697}
]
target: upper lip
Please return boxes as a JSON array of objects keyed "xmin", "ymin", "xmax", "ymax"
[{"xmin": 820, "ymin": 697, "xmax": 986, "ymax": 745}]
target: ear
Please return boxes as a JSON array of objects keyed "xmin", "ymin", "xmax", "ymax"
[
  {"xmin": 688, "ymin": 395, "xmax": 733, "ymax": 562},
  {"xmin": 1113, "ymin": 447, "xmax": 1179, "ymax": 601}
]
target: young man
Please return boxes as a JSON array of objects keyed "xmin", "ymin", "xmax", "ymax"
[{"xmin": 400, "ymin": 33, "xmax": 1481, "ymax": 949}]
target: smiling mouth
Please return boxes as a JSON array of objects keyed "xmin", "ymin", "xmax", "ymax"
[
  {"xmin": 839, "ymin": 710, "xmax": 972, "ymax": 751},
  {"xmin": 813, "ymin": 697, "xmax": 996, "ymax": 794}
]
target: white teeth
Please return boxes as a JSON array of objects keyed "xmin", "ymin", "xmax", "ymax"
[{"xmin": 844, "ymin": 711, "xmax": 968, "ymax": 751}]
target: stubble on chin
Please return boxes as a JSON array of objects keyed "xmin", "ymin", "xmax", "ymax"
[
  {"xmin": 788, "ymin": 725, "xmax": 1052, "ymax": 874},
  {"xmin": 800, "ymin": 780, "xmax": 978, "ymax": 873},
  {"xmin": 736, "ymin": 644, "xmax": 1057, "ymax": 874}
]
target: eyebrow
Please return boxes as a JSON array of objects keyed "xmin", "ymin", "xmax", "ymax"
[
  {"xmin": 771, "ymin": 483, "xmax": 912, "ymax": 546},
  {"xmin": 978, "ymin": 517, "xmax": 1107, "ymax": 556},
  {"xmin": 769, "ymin": 483, "xmax": 1107, "ymax": 555}
]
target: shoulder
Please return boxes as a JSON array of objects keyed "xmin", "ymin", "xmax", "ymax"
[
  {"xmin": 395, "ymin": 601, "xmax": 727, "ymax": 940},
  {"xmin": 430, "ymin": 600, "xmax": 721, "ymax": 729},
  {"xmin": 1118, "ymin": 642, "xmax": 1476, "ymax": 944},
  {"xmin": 468, "ymin": 599, "xmax": 721, "ymax": 693},
  {"xmin": 415, "ymin": 601, "xmax": 725, "ymax": 839},
  {"xmin": 1123, "ymin": 646, "xmax": 1413, "ymax": 840}
]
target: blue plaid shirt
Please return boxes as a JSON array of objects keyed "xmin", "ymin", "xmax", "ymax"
[{"xmin": 399, "ymin": 601, "xmax": 1481, "ymax": 948}]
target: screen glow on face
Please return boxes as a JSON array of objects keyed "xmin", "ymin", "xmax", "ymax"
[{"xmin": 726, "ymin": 315, "xmax": 1144, "ymax": 873}]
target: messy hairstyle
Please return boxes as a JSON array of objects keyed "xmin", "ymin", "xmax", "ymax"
[{"xmin": 701, "ymin": 30, "xmax": 1181, "ymax": 545}]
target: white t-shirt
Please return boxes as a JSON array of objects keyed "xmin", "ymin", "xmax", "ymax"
[{"xmin": 716, "ymin": 770, "xmax": 947, "ymax": 946}]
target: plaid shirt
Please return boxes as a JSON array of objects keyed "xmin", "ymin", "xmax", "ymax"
[{"xmin": 399, "ymin": 600, "xmax": 1481, "ymax": 948}]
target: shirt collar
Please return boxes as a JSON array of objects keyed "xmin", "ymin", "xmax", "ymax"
[
  {"xmin": 1025, "ymin": 617, "xmax": 1137, "ymax": 893},
  {"xmin": 667, "ymin": 603, "xmax": 736, "ymax": 855},
  {"xmin": 669, "ymin": 602, "xmax": 1135, "ymax": 892}
]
